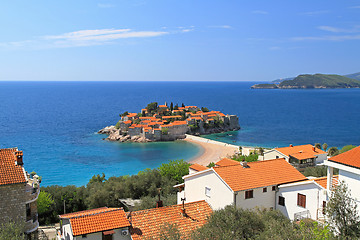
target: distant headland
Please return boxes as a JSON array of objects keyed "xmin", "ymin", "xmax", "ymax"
[
  {"xmin": 98, "ymin": 102, "xmax": 240, "ymax": 142},
  {"xmin": 252, "ymin": 73, "xmax": 360, "ymax": 89}
]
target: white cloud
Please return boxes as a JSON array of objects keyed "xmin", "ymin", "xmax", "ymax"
[
  {"xmin": 318, "ymin": 25, "xmax": 360, "ymax": 33},
  {"xmin": 0, "ymin": 28, "xmax": 170, "ymax": 49},
  {"xmin": 292, "ymin": 35, "xmax": 360, "ymax": 41},
  {"xmin": 252, "ymin": 10, "xmax": 268, "ymax": 15},
  {"xmin": 208, "ymin": 25, "xmax": 232, "ymax": 29},
  {"xmin": 97, "ymin": 3, "xmax": 115, "ymax": 8}
]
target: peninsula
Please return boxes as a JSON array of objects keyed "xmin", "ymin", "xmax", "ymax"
[
  {"xmin": 98, "ymin": 102, "xmax": 240, "ymax": 142},
  {"xmin": 251, "ymin": 73, "xmax": 360, "ymax": 89}
]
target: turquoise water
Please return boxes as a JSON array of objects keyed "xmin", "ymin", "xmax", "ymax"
[{"xmin": 1, "ymin": 81, "xmax": 359, "ymax": 186}]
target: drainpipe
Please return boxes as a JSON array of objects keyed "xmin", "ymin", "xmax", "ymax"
[
  {"xmin": 326, "ymin": 166, "xmax": 333, "ymax": 198},
  {"xmin": 234, "ymin": 192, "xmax": 238, "ymax": 208}
]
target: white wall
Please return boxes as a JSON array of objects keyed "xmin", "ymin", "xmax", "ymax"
[
  {"xmin": 339, "ymin": 169, "xmax": 360, "ymax": 203},
  {"xmin": 62, "ymin": 219, "xmax": 74, "ymax": 240},
  {"xmin": 235, "ymin": 186, "xmax": 276, "ymax": 210},
  {"xmin": 263, "ymin": 150, "xmax": 287, "ymax": 161},
  {"xmin": 75, "ymin": 228, "xmax": 131, "ymax": 240},
  {"xmin": 183, "ymin": 170, "xmax": 234, "ymax": 210},
  {"xmin": 277, "ymin": 182, "xmax": 326, "ymax": 221},
  {"xmin": 315, "ymin": 153, "xmax": 328, "ymax": 164}
]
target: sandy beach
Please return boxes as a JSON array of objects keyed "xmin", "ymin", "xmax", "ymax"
[{"xmin": 183, "ymin": 134, "xmax": 240, "ymax": 166}]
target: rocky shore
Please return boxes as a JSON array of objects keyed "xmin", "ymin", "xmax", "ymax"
[{"xmin": 98, "ymin": 126, "xmax": 152, "ymax": 143}]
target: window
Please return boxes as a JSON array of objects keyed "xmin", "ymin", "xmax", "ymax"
[
  {"xmin": 276, "ymin": 156, "xmax": 279, "ymax": 158},
  {"xmin": 278, "ymin": 196, "xmax": 285, "ymax": 206},
  {"xmin": 263, "ymin": 187, "xmax": 267, "ymax": 193},
  {"xmin": 272, "ymin": 186, "xmax": 276, "ymax": 191},
  {"xmin": 205, "ymin": 187, "xmax": 211, "ymax": 197},
  {"xmin": 245, "ymin": 190, "xmax": 253, "ymax": 199},
  {"xmin": 322, "ymin": 201, "xmax": 326, "ymax": 214},
  {"xmin": 297, "ymin": 193, "xmax": 306, "ymax": 208},
  {"xmin": 26, "ymin": 203, "xmax": 31, "ymax": 221},
  {"xmin": 82, "ymin": 235, "xmax": 87, "ymax": 238}
]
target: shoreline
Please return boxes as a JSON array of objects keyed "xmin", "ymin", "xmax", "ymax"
[{"xmin": 183, "ymin": 134, "xmax": 241, "ymax": 166}]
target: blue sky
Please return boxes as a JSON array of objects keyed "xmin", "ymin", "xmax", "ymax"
[{"xmin": 1, "ymin": 0, "xmax": 360, "ymax": 81}]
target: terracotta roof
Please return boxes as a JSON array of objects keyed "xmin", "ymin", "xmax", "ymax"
[
  {"xmin": 313, "ymin": 176, "xmax": 339, "ymax": 189},
  {"xmin": 139, "ymin": 117, "xmax": 156, "ymax": 120},
  {"xmin": 172, "ymin": 121, "xmax": 187, "ymax": 126},
  {"xmin": 276, "ymin": 144, "xmax": 326, "ymax": 156},
  {"xmin": 123, "ymin": 120, "xmax": 132, "ymax": 124},
  {"xmin": 162, "ymin": 115, "xmax": 182, "ymax": 119},
  {"xmin": 289, "ymin": 152, "xmax": 316, "ymax": 160},
  {"xmin": 218, "ymin": 113, "xmax": 226, "ymax": 117},
  {"xmin": 0, "ymin": 148, "xmax": 26, "ymax": 186},
  {"xmin": 130, "ymin": 200, "xmax": 212, "ymax": 240},
  {"xmin": 185, "ymin": 106, "xmax": 198, "ymax": 108},
  {"xmin": 189, "ymin": 164, "xmax": 208, "ymax": 172},
  {"xmin": 329, "ymin": 146, "xmax": 360, "ymax": 169},
  {"xmin": 127, "ymin": 113, "xmax": 137, "ymax": 118},
  {"xmin": 207, "ymin": 118, "xmax": 214, "ymax": 121},
  {"xmin": 59, "ymin": 207, "xmax": 130, "ymax": 236},
  {"xmin": 159, "ymin": 105, "xmax": 168, "ymax": 108},
  {"xmin": 213, "ymin": 159, "xmax": 307, "ymax": 192},
  {"xmin": 215, "ymin": 158, "xmax": 240, "ymax": 167},
  {"xmin": 191, "ymin": 117, "xmax": 203, "ymax": 120}
]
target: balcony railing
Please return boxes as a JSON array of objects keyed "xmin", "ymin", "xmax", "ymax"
[
  {"xmin": 25, "ymin": 213, "xmax": 39, "ymax": 233},
  {"xmin": 25, "ymin": 178, "xmax": 40, "ymax": 203}
]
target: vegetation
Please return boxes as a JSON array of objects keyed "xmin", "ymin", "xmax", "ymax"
[
  {"xmin": 39, "ymin": 160, "xmax": 190, "ymax": 224},
  {"xmin": 322, "ymin": 143, "xmax": 328, "ymax": 152},
  {"xmin": 328, "ymin": 147, "xmax": 339, "ymax": 156},
  {"xmin": 326, "ymin": 181, "xmax": 360, "ymax": 238},
  {"xmin": 201, "ymin": 107, "xmax": 209, "ymax": 112},
  {"xmin": 315, "ymin": 143, "xmax": 322, "ymax": 149},
  {"xmin": 191, "ymin": 206, "xmax": 334, "ymax": 240},
  {"xmin": 207, "ymin": 162, "xmax": 215, "ymax": 168},
  {"xmin": 0, "ymin": 221, "xmax": 25, "ymax": 240},
  {"xmin": 339, "ymin": 145, "xmax": 357, "ymax": 154},
  {"xmin": 231, "ymin": 152, "xmax": 259, "ymax": 162},
  {"xmin": 120, "ymin": 111, "xmax": 129, "ymax": 117},
  {"xmin": 251, "ymin": 83, "xmax": 278, "ymax": 89},
  {"xmin": 146, "ymin": 102, "xmax": 159, "ymax": 113}
]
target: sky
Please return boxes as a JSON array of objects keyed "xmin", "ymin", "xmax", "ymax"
[{"xmin": 0, "ymin": 0, "xmax": 360, "ymax": 81}]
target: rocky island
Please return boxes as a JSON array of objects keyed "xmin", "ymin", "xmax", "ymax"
[
  {"xmin": 252, "ymin": 73, "xmax": 360, "ymax": 89},
  {"xmin": 98, "ymin": 102, "xmax": 240, "ymax": 142}
]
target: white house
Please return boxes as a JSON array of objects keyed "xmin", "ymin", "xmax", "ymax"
[
  {"xmin": 277, "ymin": 176, "xmax": 338, "ymax": 221},
  {"xmin": 324, "ymin": 146, "xmax": 360, "ymax": 207},
  {"xmin": 178, "ymin": 158, "xmax": 307, "ymax": 210},
  {"xmin": 58, "ymin": 207, "xmax": 131, "ymax": 240},
  {"xmin": 262, "ymin": 144, "xmax": 328, "ymax": 167}
]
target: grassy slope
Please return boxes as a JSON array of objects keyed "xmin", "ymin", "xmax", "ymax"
[
  {"xmin": 345, "ymin": 72, "xmax": 360, "ymax": 81},
  {"xmin": 279, "ymin": 74, "xmax": 360, "ymax": 88}
]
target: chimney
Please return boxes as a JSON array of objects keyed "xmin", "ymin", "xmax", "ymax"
[
  {"xmin": 181, "ymin": 197, "xmax": 187, "ymax": 217},
  {"xmin": 289, "ymin": 144, "xmax": 293, "ymax": 147},
  {"xmin": 15, "ymin": 151, "xmax": 23, "ymax": 165},
  {"xmin": 313, "ymin": 147, "xmax": 316, "ymax": 152},
  {"xmin": 240, "ymin": 160, "xmax": 248, "ymax": 168}
]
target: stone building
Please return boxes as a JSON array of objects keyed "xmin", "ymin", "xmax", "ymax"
[{"xmin": 0, "ymin": 148, "xmax": 40, "ymax": 239}]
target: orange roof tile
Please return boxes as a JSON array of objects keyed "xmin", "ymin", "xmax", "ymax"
[
  {"xmin": 329, "ymin": 146, "xmax": 360, "ymax": 169},
  {"xmin": 159, "ymin": 105, "xmax": 168, "ymax": 108},
  {"xmin": 130, "ymin": 201, "xmax": 212, "ymax": 240},
  {"xmin": 59, "ymin": 207, "xmax": 130, "ymax": 236},
  {"xmin": 213, "ymin": 159, "xmax": 307, "ymax": 192},
  {"xmin": 162, "ymin": 115, "xmax": 182, "ymax": 119},
  {"xmin": 207, "ymin": 118, "xmax": 214, "ymax": 121},
  {"xmin": 139, "ymin": 117, "xmax": 157, "ymax": 120},
  {"xmin": 127, "ymin": 113, "xmax": 137, "ymax": 118},
  {"xmin": 172, "ymin": 121, "xmax": 187, "ymax": 126},
  {"xmin": 215, "ymin": 158, "xmax": 240, "ymax": 167},
  {"xmin": 313, "ymin": 176, "xmax": 339, "ymax": 189},
  {"xmin": 191, "ymin": 117, "xmax": 203, "ymax": 120},
  {"xmin": 0, "ymin": 148, "xmax": 26, "ymax": 186},
  {"xmin": 185, "ymin": 106, "xmax": 198, "ymax": 108},
  {"xmin": 123, "ymin": 120, "xmax": 132, "ymax": 124},
  {"xmin": 276, "ymin": 144, "xmax": 326, "ymax": 156},
  {"xmin": 189, "ymin": 164, "xmax": 208, "ymax": 172},
  {"xmin": 218, "ymin": 113, "xmax": 226, "ymax": 117}
]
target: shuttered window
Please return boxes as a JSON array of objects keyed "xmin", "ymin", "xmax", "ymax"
[
  {"xmin": 245, "ymin": 190, "xmax": 253, "ymax": 199},
  {"xmin": 278, "ymin": 196, "xmax": 285, "ymax": 206},
  {"xmin": 297, "ymin": 193, "xmax": 306, "ymax": 208}
]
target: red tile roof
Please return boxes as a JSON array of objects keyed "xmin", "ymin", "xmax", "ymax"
[
  {"xmin": 314, "ymin": 176, "xmax": 338, "ymax": 189},
  {"xmin": 329, "ymin": 146, "xmax": 360, "ymax": 169},
  {"xmin": 189, "ymin": 164, "xmax": 208, "ymax": 172},
  {"xmin": 59, "ymin": 207, "xmax": 130, "ymax": 236},
  {"xmin": 276, "ymin": 144, "xmax": 326, "ymax": 156},
  {"xmin": 162, "ymin": 115, "xmax": 182, "ymax": 119},
  {"xmin": 213, "ymin": 159, "xmax": 307, "ymax": 192},
  {"xmin": 123, "ymin": 120, "xmax": 132, "ymax": 124},
  {"xmin": 289, "ymin": 152, "xmax": 316, "ymax": 160},
  {"xmin": 159, "ymin": 105, "xmax": 168, "ymax": 108},
  {"xmin": 0, "ymin": 148, "xmax": 26, "ymax": 186},
  {"xmin": 130, "ymin": 200, "xmax": 212, "ymax": 240},
  {"xmin": 215, "ymin": 158, "xmax": 240, "ymax": 167},
  {"xmin": 127, "ymin": 113, "xmax": 138, "ymax": 118}
]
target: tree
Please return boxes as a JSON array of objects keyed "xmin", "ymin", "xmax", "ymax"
[
  {"xmin": 158, "ymin": 159, "xmax": 190, "ymax": 183},
  {"xmin": 181, "ymin": 103, "xmax": 185, "ymax": 108},
  {"xmin": 315, "ymin": 143, "xmax": 322, "ymax": 149},
  {"xmin": 89, "ymin": 173, "xmax": 106, "ymax": 184},
  {"xmin": 339, "ymin": 145, "xmax": 357, "ymax": 154},
  {"xmin": 258, "ymin": 147, "xmax": 265, "ymax": 156},
  {"xmin": 328, "ymin": 147, "xmax": 339, "ymax": 156},
  {"xmin": 207, "ymin": 162, "xmax": 215, "ymax": 168},
  {"xmin": 174, "ymin": 104, "xmax": 179, "ymax": 110},
  {"xmin": 170, "ymin": 102, "xmax": 173, "ymax": 111},
  {"xmin": 159, "ymin": 223, "xmax": 182, "ymax": 240},
  {"xmin": 37, "ymin": 191, "xmax": 55, "ymax": 214},
  {"xmin": 201, "ymin": 107, "xmax": 209, "ymax": 112},
  {"xmin": 322, "ymin": 143, "xmax": 328, "ymax": 152},
  {"xmin": 0, "ymin": 221, "xmax": 25, "ymax": 240},
  {"xmin": 120, "ymin": 111, "xmax": 129, "ymax": 117},
  {"xmin": 325, "ymin": 181, "xmax": 360, "ymax": 238},
  {"xmin": 146, "ymin": 102, "xmax": 158, "ymax": 113}
]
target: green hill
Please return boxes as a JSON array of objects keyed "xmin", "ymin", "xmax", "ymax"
[
  {"xmin": 279, "ymin": 74, "xmax": 360, "ymax": 88},
  {"xmin": 345, "ymin": 72, "xmax": 360, "ymax": 81}
]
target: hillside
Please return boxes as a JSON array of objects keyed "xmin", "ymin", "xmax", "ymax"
[
  {"xmin": 345, "ymin": 72, "xmax": 360, "ymax": 81},
  {"xmin": 252, "ymin": 74, "xmax": 360, "ymax": 89}
]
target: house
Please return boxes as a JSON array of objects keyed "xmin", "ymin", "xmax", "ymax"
[
  {"xmin": 129, "ymin": 200, "xmax": 212, "ymax": 240},
  {"xmin": 0, "ymin": 148, "xmax": 40, "ymax": 238},
  {"xmin": 262, "ymin": 144, "xmax": 327, "ymax": 167},
  {"xmin": 214, "ymin": 158, "xmax": 239, "ymax": 167},
  {"xmin": 178, "ymin": 158, "xmax": 307, "ymax": 210},
  {"xmin": 277, "ymin": 175, "xmax": 338, "ymax": 221},
  {"xmin": 324, "ymin": 146, "xmax": 360, "ymax": 207},
  {"xmin": 58, "ymin": 207, "xmax": 131, "ymax": 240},
  {"xmin": 189, "ymin": 164, "xmax": 208, "ymax": 174}
]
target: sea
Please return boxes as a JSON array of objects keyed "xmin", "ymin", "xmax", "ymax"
[{"xmin": 1, "ymin": 81, "xmax": 359, "ymax": 186}]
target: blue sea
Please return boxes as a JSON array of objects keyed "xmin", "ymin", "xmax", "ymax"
[{"xmin": 1, "ymin": 81, "xmax": 359, "ymax": 186}]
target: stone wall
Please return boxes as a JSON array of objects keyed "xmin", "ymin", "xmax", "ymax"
[{"xmin": 0, "ymin": 183, "xmax": 26, "ymax": 225}]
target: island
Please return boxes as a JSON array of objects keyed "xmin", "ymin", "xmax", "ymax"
[
  {"xmin": 251, "ymin": 73, "xmax": 360, "ymax": 89},
  {"xmin": 98, "ymin": 102, "xmax": 240, "ymax": 142}
]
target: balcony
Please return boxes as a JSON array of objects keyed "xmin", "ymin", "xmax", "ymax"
[
  {"xmin": 25, "ymin": 213, "xmax": 39, "ymax": 233},
  {"xmin": 25, "ymin": 177, "xmax": 40, "ymax": 203}
]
